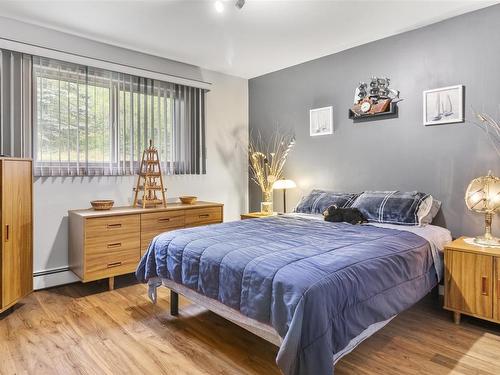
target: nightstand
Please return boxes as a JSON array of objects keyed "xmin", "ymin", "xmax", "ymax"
[
  {"xmin": 444, "ymin": 237, "xmax": 500, "ymax": 325},
  {"xmin": 240, "ymin": 212, "xmax": 277, "ymax": 220}
]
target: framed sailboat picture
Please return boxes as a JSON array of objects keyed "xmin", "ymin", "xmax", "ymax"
[
  {"xmin": 423, "ymin": 85, "xmax": 464, "ymax": 126},
  {"xmin": 310, "ymin": 106, "xmax": 333, "ymax": 136}
]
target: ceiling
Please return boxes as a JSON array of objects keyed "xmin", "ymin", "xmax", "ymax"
[{"xmin": 0, "ymin": 1, "xmax": 496, "ymax": 78}]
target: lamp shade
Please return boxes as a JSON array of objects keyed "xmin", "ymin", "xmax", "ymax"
[
  {"xmin": 273, "ymin": 179, "xmax": 296, "ymax": 190},
  {"xmin": 465, "ymin": 172, "xmax": 500, "ymax": 213}
]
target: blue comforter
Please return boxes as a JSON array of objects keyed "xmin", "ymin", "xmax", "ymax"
[{"xmin": 136, "ymin": 215, "xmax": 438, "ymax": 375}]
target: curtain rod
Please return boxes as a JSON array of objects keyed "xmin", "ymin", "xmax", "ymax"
[{"xmin": 0, "ymin": 37, "xmax": 212, "ymax": 91}]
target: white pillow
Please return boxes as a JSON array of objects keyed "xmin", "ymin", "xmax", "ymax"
[
  {"xmin": 421, "ymin": 197, "xmax": 441, "ymax": 225},
  {"xmin": 417, "ymin": 195, "xmax": 433, "ymax": 226},
  {"xmin": 417, "ymin": 195, "xmax": 441, "ymax": 225}
]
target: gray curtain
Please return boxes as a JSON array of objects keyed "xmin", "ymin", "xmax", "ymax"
[
  {"xmin": 173, "ymin": 84, "xmax": 206, "ymax": 175},
  {"xmin": 0, "ymin": 49, "xmax": 32, "ymax": 158}
]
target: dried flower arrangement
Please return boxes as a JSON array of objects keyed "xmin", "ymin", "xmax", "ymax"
[
  {"xmin": 249, "ymin": 129, "xmax": 295, "ymax": 214},
  {"xmin": 472, "ymin": 109, "xmax": 500, "ymax": 159}
]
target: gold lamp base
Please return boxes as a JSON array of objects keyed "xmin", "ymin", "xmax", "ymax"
[
  {"xmin": 474, "ymin": 212, "xmax": 500, "ymax": 247},
  {"xmin": 473, "ymin": 235, "xmax": 500, "ymax": 247}
]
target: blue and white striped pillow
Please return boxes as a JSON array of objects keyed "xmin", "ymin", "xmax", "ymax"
[
  {"xmin": 294, "ymin": 189, "xmax": 360, "ymax": 214},
  {"xmin": 351, "ymin": 191, "xmax": 430, "ymax": 226}
]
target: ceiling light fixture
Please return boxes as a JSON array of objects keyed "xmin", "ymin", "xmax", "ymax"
[
  {"xmin": 235, "ymin": 0, "xmax": 245, "ymax": 9},
  {"xmin": 214, "ymin": 0, "xmax": 224, "ymax": 13}
]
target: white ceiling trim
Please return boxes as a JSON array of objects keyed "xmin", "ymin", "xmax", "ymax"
[{"xmin": 0, "ymin": 38, "xmax": 212, "ymax": 90}]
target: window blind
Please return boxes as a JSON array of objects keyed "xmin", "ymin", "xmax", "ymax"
[
  {"xmin": 0, "ymin": 49, "xmax": 32, "ymax": 157},
  {"xmin": 0, "ymin": 48, "xmax": 206, "ymax": 176},
  {"xmin": 33, "ymin": 56, "xmax": 206, "ymax": 176}
]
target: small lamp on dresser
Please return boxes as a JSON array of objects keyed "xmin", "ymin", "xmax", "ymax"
[
  {"xmin": 465, "ymin": 171, "xmax": 500, "ymax": 246},
  {"xmin": 443, "ymin": 171, "xmax": 500, "ymax": 326},
  {"xmin": 273, "ymin": 179, "xmax": 296, "ymax": 213}
]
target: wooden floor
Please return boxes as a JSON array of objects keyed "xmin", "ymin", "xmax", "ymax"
[{"xmin": 1, "ymin": 276, "xmax": 500, "ymax": 375}]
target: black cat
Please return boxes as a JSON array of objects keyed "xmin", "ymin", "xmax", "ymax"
[{"xmin": 323, "ymin": 205, "xmax": 367, "ymax": 225}]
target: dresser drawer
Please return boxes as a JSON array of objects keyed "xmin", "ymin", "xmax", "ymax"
[
  {"xmin": 141, "ymin": 210, "xmax": 185, "ymax": 232},
  {"xmin": 85, "ymin": 214, "xmax": 140, "ymax": 241},
  {"xmin": 86, "ymin": 234, "xmax": 140, "ymax": 256},
  {"xmin": 185, "ymin": 207, "xmax": 222, "ymax": 227},
  {"xmin": 85, "ymin": 248, "xmax": 139, "ymax": 281},
  {"xmin": 140, "ymin": 210, "xmax": 185, "ymax": 256}
]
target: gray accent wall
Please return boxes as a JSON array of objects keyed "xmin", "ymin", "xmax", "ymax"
[{"xmin": 249, "ymin": 5, "xmax": 500, "ymax": 237}]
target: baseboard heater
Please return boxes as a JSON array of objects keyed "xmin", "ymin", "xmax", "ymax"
[{"xmin": 33, "ymin": 267, "xmax": 80, "ymax": 290}]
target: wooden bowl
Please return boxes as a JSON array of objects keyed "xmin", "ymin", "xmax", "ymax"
[
  {"xmin": 179, "ymin": 196, "xmax": 197, "ymax": 205},
  {"xmin": 90, "ymin": 200, "xmax": 114, "ymax": 210}
]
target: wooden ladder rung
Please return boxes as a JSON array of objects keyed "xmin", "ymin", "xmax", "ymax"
[
  {"xmin": 138, "ymin": 199, "xmax": 164, "ymax": 206},
  {"xmin": 138, "ymin": 185, "xmax": 163, "ymax": 191}
]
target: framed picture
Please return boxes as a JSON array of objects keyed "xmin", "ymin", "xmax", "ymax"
[
  {"xmin": 423, "ymin": 85, "xmax": 464, "ymax": 126},
  {"xmin": 310, "ymin": 106, "xmax": 333, "ymax": 136}
]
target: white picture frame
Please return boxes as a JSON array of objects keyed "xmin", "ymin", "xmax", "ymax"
[
  {"xmin": 310, "ymin": 106, "xmax": 333, "ymax": 136},
  {"xmin": 423, "ymin": 85, "xmax": 464, "ymax": 126}
]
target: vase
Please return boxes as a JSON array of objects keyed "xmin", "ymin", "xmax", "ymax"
[{"xmin": 260, "ymin": 190, "xmax": 273, "ymax": 215}]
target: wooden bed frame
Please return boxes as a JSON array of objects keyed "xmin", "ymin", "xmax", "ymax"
[
  {"xmin": 162, "ymin": 278, "xmax": 282, "ymax": 346},
  {"xmin": 161, "ymin": 275, "xmax": 403, "ymax": 373}
]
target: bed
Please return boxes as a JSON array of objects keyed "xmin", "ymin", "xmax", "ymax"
[{"xmin": 136, "ymin": 201, "xmax": 451, "ymax": 375}]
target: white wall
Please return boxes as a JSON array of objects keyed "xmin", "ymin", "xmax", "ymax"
[{"xmin": 0, "ymin": 17, "xmax": 248, "ymax": 288}]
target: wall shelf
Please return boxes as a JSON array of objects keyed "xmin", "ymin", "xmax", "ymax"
[{"xmin": 348, "ymin": 101, "xmax": 399, "ymax": 122}]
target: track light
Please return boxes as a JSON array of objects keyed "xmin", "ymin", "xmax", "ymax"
[
  {"xmin": 214, "ymin": 0, "xmax": 245, "ymax": 13},
  {"xmin": 214, "ymin": 0, "xmax": 224, "ymax": 13}
]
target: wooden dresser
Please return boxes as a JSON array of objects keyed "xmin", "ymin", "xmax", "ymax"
[
  {"xmin": 69, "ymin": 201, "xmax": 223, "ymax": 289},
  {"xmin": 0, "ymin": 158, "xmax": 33, "ymax": 314},
  {"xmin": 444, "ymin": 237, "xmax": 500, "ymax": 325}
]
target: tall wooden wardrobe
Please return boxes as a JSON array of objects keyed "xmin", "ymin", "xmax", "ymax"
[{"xmin": 0, "ymin": 158, "xmax": 33, "ymax": 313}]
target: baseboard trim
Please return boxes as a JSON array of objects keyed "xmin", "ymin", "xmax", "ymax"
[
  {"xmin": 33, "ymin": 267, "xmax": 80, "ymax": 290},
  {"xmin": 32, "ymin": 269, "xmax": 446, "ymax": 293}
]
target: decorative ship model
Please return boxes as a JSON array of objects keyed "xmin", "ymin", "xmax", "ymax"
[{"xmin": 350, "ymin": 77, "xmax": 401, "ymax": 118}]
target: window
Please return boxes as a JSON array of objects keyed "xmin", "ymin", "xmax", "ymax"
[{"xmin": 32, "ymin": 56, "xmax": 206, "ymax": 176}]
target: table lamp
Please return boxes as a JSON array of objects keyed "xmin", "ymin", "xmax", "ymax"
[
  {"xmin": 465, "ymin": 171, "xmax": 500, "ymax": 246},
  {"xmin": 273, "ymin": 179, "xmax": 296, "ymax": 213}
]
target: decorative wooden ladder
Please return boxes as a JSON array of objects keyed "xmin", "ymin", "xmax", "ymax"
[{"xmin": 133, "ymin": 140, "xmax": 167, "ymax": 208}]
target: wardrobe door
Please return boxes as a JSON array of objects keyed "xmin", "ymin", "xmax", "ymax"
[
  {"xmin": 2, "ymin": 160, "xmax": 32, "ymax": 309},
  {"xmin": 0, "ymin": 161, "xmax": 3, "ymax": 309},
  {"xmin": 495, "ymin": 257, "xmax": 500, "ymax": 322}
]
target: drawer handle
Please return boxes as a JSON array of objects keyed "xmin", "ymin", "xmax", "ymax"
[
  {"xmin": 481, "ymin": 276, "xmax": 489, "ymax": 296},
  {"xmin": 158, "ymin": 218, "xmax": 171, "ymax": 223},
  {"xmin": 107, "ymin": 223, "xmax": 122, "ymax": 229},
  {"xmin": 199, "ymin": 214, "xmax": 210, "ymax": 218},
  {"xmin": 107, "ymin": 261, "xmax": 122, "ymax": 268},
  {"xmin": 4, "ymin": 224, "xmax": 9, "ymax": 241},
  {"xmin": 107, "ymin": 242, "xmax": 122, "ymax": 249}
]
